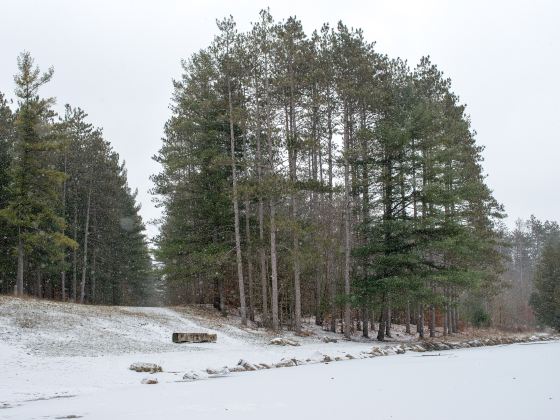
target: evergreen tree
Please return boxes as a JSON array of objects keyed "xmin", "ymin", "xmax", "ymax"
[
  {"xmin": 0, "ymin": 52, "xmax": 74, "ymax": 296},
  {"xmin": 530, "ymin": 238, "xmax": 560, "ymax": 331}
]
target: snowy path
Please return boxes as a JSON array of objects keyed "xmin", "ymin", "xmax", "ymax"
[{"xmin": 3, "ymin": 341, "xmax": 559, "ymax": 420}]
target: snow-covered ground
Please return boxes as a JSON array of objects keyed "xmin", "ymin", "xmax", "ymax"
[
  {"xmin": 0, "ymin": 297, "xmax": 407, "ymax": 410},
  {"xmin": 1, "ymin": 297, "xmax": 559, "ymax": 419},
  {"xmin": 3, "ymin": 341, "xmax": 560, "ymax": 420}
]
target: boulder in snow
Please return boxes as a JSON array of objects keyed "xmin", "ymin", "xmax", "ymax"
[
  {"xmin": 141, "ymin": 377, "xmax": 158, "ymax": 385},
  {"xmin": 129, "ymin": 362, "xmax": 162, "ymax": 373},
  {"xmin": 269, "ymin": 337, "xmax": 301, "ymax": 346},
  {"xmin": 183, "ymin": 370, "xmax": 208, "ymax": 381}
]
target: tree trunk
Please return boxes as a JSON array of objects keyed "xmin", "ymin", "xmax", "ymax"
[
  {"xmin": 326, "ymin": 93, "xmax": 336, "ymax": 334},
  {"xmin": 385, "ymin": 301, "xmax": 392, "ymax": 338},
  {"xmin": 263, "ymin": 50, "xmax": 279, "ymax": 332},
  {"xmin": 418, "ymin": 303, "xmax": 425, "ymax": 338},
  {"xmin": 91, "ymin": 246, "xmax": 97, "ymax": 304},
  {"xmin": 377, "ymin": 303, "xmax": 386, "ymax": 341},
  {"xmin": 453, "ymin": 305, "xmax": 459, "ymax": 333},
  {"xmin": 362, "ymin": 306, "xmax": 369, "ymax": 338},
  {"xmin": 443, "ymin": 303, "xmax": 448, "ymax": 336},
  {"xmin": 16, "ymin": 228, "xmax": 24, "ymax": 296},
  {"xmin": 258, "ymin": 198, "xmax": 268, "ymax": 325},
  {"xmin": 244, "ymin": 200, "xmax": 255, "ymax": 322},
  {"xmin": 405, "ymin": 300, "xmax": 411, "ymax": 334},
  {"xmin": 72, "ymin": 203, "xmax": 78, "ymax": 302},
  {"xmin": 328, "ymin": 252, "xmax": 336, "ymax": 332},
  {"xmin": 61, "ymin": 151, "xmax": 67, "ymax": 301},
  {"xmin": 79, "ymin": 189, "xmax": 91, "ymax": 304},
  {"xmin": 342, "ymin": 105, "xmax": 352, "ymax": 339},
  {"xmin": 255, "ymin": 96, "xmax": 268, "ymax": 325},
  {"xmin": 226, "ymin": 75, "xmax": 247, "ymax": 326},
  {"xmin": 429, "ymin": 304, "xmax": 436, "ymax": 337},
  {"xmin": 292, "ymin": 194, "xmax": 301, "ymax": 333},
  {"xmin": 35, "ymin": 269, "xmax": 42, "ymax": 298},
  {"xmin": 269, "ymin": 200, "xmax": 279, "ymax": 331},
  {"xmin": 315, "ymin": 267, "xmax": 322, "ymax": 326},
  {"xmin": 447, "ymin": 302, "xmax": 453, "ymax": 335}
]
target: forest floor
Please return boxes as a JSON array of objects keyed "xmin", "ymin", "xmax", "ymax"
[{"xmin": 1, "ymin": 296, "xmax": 559, "ymax": 419}]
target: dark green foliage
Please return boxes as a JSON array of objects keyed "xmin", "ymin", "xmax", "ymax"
[
  {"xmin": 0, "ymin": 53, "xmax": 153, "ymax": 305},
  {"xmin": 530, "ymin": 238, "xmax": 560, "ymax": 331},
  {"xmin": 153, "ymin": 12, "xmax": 507, "ymax": 332},
  {"xmin": 471, "ymin": 307, "xmax": 491, "ymax": 328}
]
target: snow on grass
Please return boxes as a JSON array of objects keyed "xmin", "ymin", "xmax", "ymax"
[
  {"xmin": 1, "ymin": 295, "xmax": 558, "ymax": 419},
  {"xmin": 0, "ymin": 297, "xmax": 393, "ymax": 408}
]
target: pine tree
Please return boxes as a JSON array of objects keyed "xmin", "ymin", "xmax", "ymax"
[
  {"xmin": 0, "ymin": 53, "xmax": 74, "ymax": 296},
  {"xmin": 530, "ymin": 238, "xmax": 560, "ymax": 331}
]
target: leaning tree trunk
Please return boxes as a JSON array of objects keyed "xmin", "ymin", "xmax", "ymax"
[{"xmin": 79, "ymin": 189, "xmax": 91, "ymax": 304}]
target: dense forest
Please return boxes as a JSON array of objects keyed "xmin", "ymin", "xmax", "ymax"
[
  {"xmin": 153, "ymin": 11, "xmax": 507, "ymax": 337},
  {"xmin": 0, "ymin": 53, "xmax": 154, "ymax": 305}
]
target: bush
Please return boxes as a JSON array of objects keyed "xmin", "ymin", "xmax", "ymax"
[{"xmin": 471, "ymin": 308, "xmax": 491, "ymax": 328}]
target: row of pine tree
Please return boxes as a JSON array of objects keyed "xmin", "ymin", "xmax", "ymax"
[
  {"xmin": 152, "ymin": 11, "xmax": 508, "ymax": 337},
  {"xmin": 0, "ymin": 52, "xmax": 154, "ymax": 305}
]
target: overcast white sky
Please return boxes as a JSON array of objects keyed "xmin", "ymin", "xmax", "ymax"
[{"xmin": 1, "ymin": 0, "xmax": 559, "ymax": 238}]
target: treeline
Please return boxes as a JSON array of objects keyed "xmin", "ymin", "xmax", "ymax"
[
  {"xmin": 0, "ymin": 52, "xmax": 153, "ymax": 305},
  {"xmin": 489, "ymin": 216, "xmax": 560, "ymax": 330},
  {"xmin": 153, "ymin": 11, "xmax": 506, "ymax": 338}
]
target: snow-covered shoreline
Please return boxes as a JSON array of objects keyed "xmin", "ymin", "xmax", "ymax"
[{"xmin": 1, "ymin": 296, "xmax": 558, "ymax": 417}]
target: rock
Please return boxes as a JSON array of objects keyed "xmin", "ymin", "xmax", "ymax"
[
  {"xmin": 206, "ymin": 367, "xmax": 230, "ymax": 376},
  {"xmin": 237, "ymin": 359, "xmax": 259, "ymax": 371},
  {"xmin": 129, "ymin": 362, "xmax": 162, "ymax": 373},
  {"xmin": 228, "ymin": 365, "xmax": 246, "ymax": 373},
  {"xmin": 172, "ymin": 332, "xmax": 217, "ymax": 343},
  {"xmin": 183, "ymin": 370, "xmax": 208, "ymax": 381},
  {"xmin": 322, "ymin": 336, "xmax": 338, "ymax": 343},
  {"xmin": 269, "ymin": 337, "xmax": 301, "ymax": 346},
  {"xmin": 141, "ymin": 377, "xmax": 158, "ymax": 384},
  {"xmin": 274, "ymin": 358, "xmax": 297, "ymax": 368}
]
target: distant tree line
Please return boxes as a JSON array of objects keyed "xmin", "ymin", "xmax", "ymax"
[
  {"xmin": 152, "ymin": 11, "xmax": 509, "ymax": 338},
  {"xmin": 0, "ymin": 52, "xmax": 154, "ymax": 305}
]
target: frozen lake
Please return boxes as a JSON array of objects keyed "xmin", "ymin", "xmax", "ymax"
[{"xmin": 3, "ymin": 341, "xmax": 559, "ymax": 420}]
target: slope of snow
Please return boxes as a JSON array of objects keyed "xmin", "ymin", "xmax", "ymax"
[
  {"xmin": 3, "ymin": 341, "xmax": 560, "ymax": 420},
  {"xmin": 2, "ymin": 296, "xmax": 558, "ymax": 420},
  {"xmin": 0, "ymin": 297, "xmax": 399, "ymax": 408}
]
